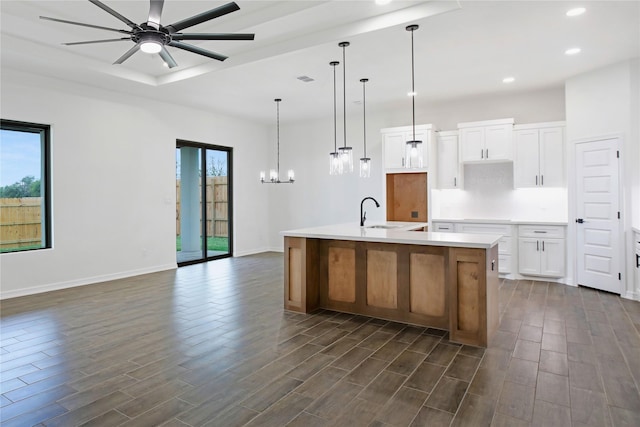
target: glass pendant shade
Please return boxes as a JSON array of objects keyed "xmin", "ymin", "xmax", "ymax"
[
  {"xmin": 339, "ymin": 146, "xmax": 353, "ymax": 173},
  {"xmin": 359, "ymin": 157, "xmax": 371, "ymax": 178},
  {"xmin": 329, "ymin": 151, "xmax": 341, "ymax": 175},
  {"xmin": 405, "ymin": 140, "xmax": 423, "ymax": 168}
]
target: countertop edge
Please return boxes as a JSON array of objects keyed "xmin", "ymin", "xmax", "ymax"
[{"xmin": 432, "ymin": 218, "xmax": 569, "ymax": 226}]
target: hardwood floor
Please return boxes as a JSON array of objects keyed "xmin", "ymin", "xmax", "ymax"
[{"xmin": 1, "ymin": 252, "xmax": 640, "ymax": 426}]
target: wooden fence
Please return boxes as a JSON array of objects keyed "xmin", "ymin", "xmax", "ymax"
[
  {"xmin": 176, "ymin": 176, "xmax": 228, "ymax": 238},
  {"xmin": 0, "ymin": 198, "xmax": 42, "ymax": 251}
]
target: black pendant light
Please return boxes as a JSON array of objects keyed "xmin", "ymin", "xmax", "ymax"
[
  {"xmin": 405, "ymin": 24, "xmax": 424, "ymax": 168},
  {"xmin": 359, "ymin": 78, "xmax": 371, "ymax": 178},
  {"xmin": 337, "ymin": 41, "xmax": 353, "ymax": 173},
  {"xmin": 260, "ymin": 99, "xmax": 294, "ymax": 183},
  {"xmin": 329, "ymin": 61, "xmax": 341, "ymax": 175}
]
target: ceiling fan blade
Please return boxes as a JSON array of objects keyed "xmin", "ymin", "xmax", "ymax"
[
  {"xmin": 159, "ymin": 46, "xmax": 178, "ymax": 68},
  {"xmin": 171, "ymin": 33, "xmax": 254, "ymax": 41},
  {"xmin": 88, "ymin": 0, "xmax": 140, "ymax": 30},
  {"xmin": 165, "ymin": 2, "xmax": 240, "ymax": 33},
  {"xmin": 168, "ymin": 41, "xmax": 227, "ymax": 61},
  {"xmin": 64, "ymin": 38, "xmax": 131, "ymax": 46},
  {"xmin": 113, "ymin": 44, "xmax": 140, "ymax": 65},
  {"xmin": 147, "ymin": 0, "xmax": 164, "ymax": 30},
  {"xmin": 40, "ymin": 16, "xmax": 131, "ymax": 34}
]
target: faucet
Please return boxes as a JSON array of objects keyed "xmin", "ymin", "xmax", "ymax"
[{"xmin": 360, "ymin": 196, "xmax": 380, "ymax": 227}]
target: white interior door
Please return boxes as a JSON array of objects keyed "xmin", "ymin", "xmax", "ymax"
[{"xmin": 575, "ymin": 138, "xmax": 620, "ymax": 294}]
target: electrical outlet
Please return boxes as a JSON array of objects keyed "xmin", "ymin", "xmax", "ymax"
[{"xmin": 411, "ymin": 211, "xmax": 418, "ymax": 218}]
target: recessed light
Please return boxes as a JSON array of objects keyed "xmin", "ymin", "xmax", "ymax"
[
  {"xmin": 503, "ymin": 77, "xmax": 515, "ymax": 84},
  {"xmin": 375, "ymin": 0, "xmax": 392, "ymax": 5},
  {"xmin": 565, "ymin": 47, "xmax": 581, "ymax": 55},
  {"xmin": 566, "ymin": 7, "xmax": 586, "ymax": 17}
]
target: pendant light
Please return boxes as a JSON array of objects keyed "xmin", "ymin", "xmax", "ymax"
[
  {"xmin": 405, "ymin": 24, "xmax": 423, "ymax": 169},
  {"xmin": 338, "ymin": 41, "xmax": 353, "ymax": 173},
  {"xmin": 329, "ymin": 61, "xmax": 342, "ymax": 175},
  {"xmin": 359, "ymin": 78, "xmax": 371, "ymax": 178},
  {"xmin": 260, "ymin": 99, "xmax": 294, "ymax": 184}
]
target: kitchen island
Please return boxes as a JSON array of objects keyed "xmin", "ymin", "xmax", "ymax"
[{"xmin": 282, "ymin": 222, "xmax": 501, "ymax": 347}]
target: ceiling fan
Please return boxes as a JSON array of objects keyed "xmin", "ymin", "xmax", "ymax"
[{"xmin": 40, "ymin": 0, "xmax": 255, "ymax": 68}]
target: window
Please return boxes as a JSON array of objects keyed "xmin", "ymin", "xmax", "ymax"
[{"xmin": 0, "ymin": 120, "xmax": 52, "ymax": 253}]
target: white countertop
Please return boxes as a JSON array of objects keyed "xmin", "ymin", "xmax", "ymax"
[
  {"xmin": 432, "ymin": 218, "xmax": 568, "ymax": 226},
  {"xmin": 281, "ymin": 222, "xmax": 501, "ymax": 249}
]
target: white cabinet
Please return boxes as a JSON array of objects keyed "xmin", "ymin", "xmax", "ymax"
[
  {"xmin": 518, "ymin": 225, "xmax": 566, "ymax": 277},
  {"xmin": 514, "ymin": 123, "xmax": 565, "ymax": 188},
  {"xmin": 454, "ymin": 222, "xmax": 514, "ymax": 274},
  {"xmin": 458, "ymin": 118, "xmax": 514, "ymax": 163},
  {"xmin": 437, "ymin": 131, "xmax": 461, "ymax": 189},
  {"xmin": 381, "ymin": 124, "xmax": 433, "ymax": 172}
]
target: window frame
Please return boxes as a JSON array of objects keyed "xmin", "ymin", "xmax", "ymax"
[{"xmin": 0, "ymin": 119, "xmax": 52, "ymax": 253}]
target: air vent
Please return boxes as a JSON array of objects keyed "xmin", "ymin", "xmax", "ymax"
[{"xmin": 296, "ymin": 75, "xmax": 314, "ymax": 83}]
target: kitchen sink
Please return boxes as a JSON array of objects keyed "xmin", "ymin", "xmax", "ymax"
[{"xmin": 366, "ymin": 224, "xmax": 402, "ymax": 229}]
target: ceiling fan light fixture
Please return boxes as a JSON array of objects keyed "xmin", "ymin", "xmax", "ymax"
[{"xmin": 140, "ymin": 40, "xmax": 162, "ymax": 54}]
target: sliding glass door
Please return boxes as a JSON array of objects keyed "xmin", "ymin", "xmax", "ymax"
[{"xmin": 176, "ymin": 141, "xmax": 232, "ymax": 265}]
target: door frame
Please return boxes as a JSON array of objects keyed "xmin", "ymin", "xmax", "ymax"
[
  {"xmin": 176, "ymin": 139, "xmax": 233, "ymax": 266},
  {"xmin": 570, "ymin": 133, "xmax": 624, "ymax": 293}
]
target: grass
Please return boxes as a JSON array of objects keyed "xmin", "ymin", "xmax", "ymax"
[{"xmin": 176, "ymin": 236, "xmax": 229, "ymax": 252}]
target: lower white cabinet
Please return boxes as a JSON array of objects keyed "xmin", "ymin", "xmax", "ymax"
[
  {"xmin": 431, "ymin": 221, "xmax": 513, "ymax": 274},
  {"xmin": 518, "ymin": 225, "xmax": 565, "ymax": 277}
]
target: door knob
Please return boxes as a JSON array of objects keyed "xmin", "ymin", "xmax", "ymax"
[{"xmin": 575, "ymin": 218, "xmax": 584, "ymax": 223}]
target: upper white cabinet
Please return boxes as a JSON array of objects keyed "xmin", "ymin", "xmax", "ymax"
[
  {"xmin": 381, "ymin": 124, "xmax": 433, "ymax": 172},
  {"xmin": 514, "ymin": 122, "xmax": 565, "ymax": 188},
  {"xmin": 458, "ymin": 118, "xmax": 514, "ymax": 163},
  {"xmin": 437, "ymin": 131, "xmax": 461, "ymax": 189}
]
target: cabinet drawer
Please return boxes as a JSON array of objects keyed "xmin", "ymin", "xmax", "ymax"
[
  {"xmin": 455, "ymin": 223, "xmax": 511, "ymax": 236},
  {"xmin": 433, "ymin": 222, "xmax": 454, "ymax": 232},
  {"xmin": 519, "ymin": 225, "xmax": 565, "ymax": 238},
  {"xmin": 499, "ymin": 254, "xmax": 511, "ymax": 274}
]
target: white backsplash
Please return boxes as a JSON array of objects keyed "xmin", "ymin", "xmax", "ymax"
[{"xmin": 432, "ymin": 163, "xmax": 568, "ymax": 221}]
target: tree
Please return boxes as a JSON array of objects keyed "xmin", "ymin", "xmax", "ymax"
[{"xmin": 0, "ymin": 176, "xmax": 41, "ymax": 198}]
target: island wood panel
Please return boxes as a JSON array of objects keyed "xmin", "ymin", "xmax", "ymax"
[
  {"xmin": 328, "ymin": 246, "xmax": 356, "ymax": 303},
  {"xmin": 386, "ymin": 172, "xmax": 428, "ymax": 222},
  {"xmin": 448, "ymin": 245, "xmax": 499, "ymax": 347},
  {"xmin": 410, "ymin": 252, "xmax": 446, "ymax": 317},
  {"xmin": 284, "ymin": 237, "xmax": 319, "ymax": 313},
  {"xmin": 319, "ymin": 240, "xmax": 359, "ymax": 313},
  {"xmin": 366, "ymin": 249, "xmax": 398, "ymax": 309}
]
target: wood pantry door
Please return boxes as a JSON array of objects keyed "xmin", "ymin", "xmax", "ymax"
[{"xmin": 575, "ymin": 138, "xmax": 621, "ymax": 294}]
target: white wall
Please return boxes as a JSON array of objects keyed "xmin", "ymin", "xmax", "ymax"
[
  {"xmin": 566, "ymin": 59, "xmax": 640, "ymax": 300},
  {"xmin": 267, "ymin": 87, "xmax": 566, "ymax": 250},
  {"xmin": 0, "ymin": 70, "xmax": 270, "ymax": 299}
]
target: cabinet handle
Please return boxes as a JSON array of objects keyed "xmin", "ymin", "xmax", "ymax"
[
  {"xmin": 491, "ymin": 260, "xmax": 495, "ymax": 271},
  {"xmin": 402, "ymin": 157, "xmax": 405, "ymax": 167},
  {"xmin": 481, "ymin": 149, "xmax": 484, "ymax": 159},
  {"xmin": 542, "ymin": 241, "xmax": 545, "ymax": 251},
  {"xmin": 486, "ymin": 148, "xmax": 489, "ymax": 159},
  {"xmin": 536, "ymin": 175, "xmax": 538, "ymax": 186},
  {"xmin": 537, "ymin": 240, "xmax": 539, "ymax": 251},
  {"xmin": 541, "ymin": 175, "xmax": 544, "ymax": 186},
  {"xmin": 454, "ymin": 177, "xmax": 457, "ymax": 187},
  {"xmin": 533, "ymin": 231, "xmax": 547, "ymax": 234}
]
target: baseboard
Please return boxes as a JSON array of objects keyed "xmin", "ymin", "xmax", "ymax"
[
  {"xmin": 624, "ymin": 291, "xmax": 640, "ymax": 301},
  {"xmin": 0, "ymin": 263, "xmax": 177, "ymax": 300},
  {"xmin": 233, "ymin": 247, "xmax": 280, "ymax": 257}
]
